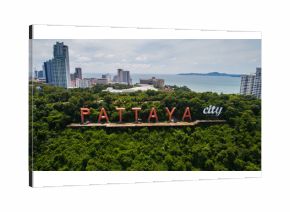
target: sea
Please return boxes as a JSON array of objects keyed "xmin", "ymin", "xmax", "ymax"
[{"xmin": 83, "ymin": 73, "xmax": 241, "ymax": 94}]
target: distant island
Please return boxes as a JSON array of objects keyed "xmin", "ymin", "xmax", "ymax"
[{"xmin": 178, "ymin": 72, "xmax": 241, "ymax": 77}]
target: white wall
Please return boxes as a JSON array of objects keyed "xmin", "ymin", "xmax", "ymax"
[{"xmin": 0, "ymin": 0, "xmax": 290, "ymax": 212}]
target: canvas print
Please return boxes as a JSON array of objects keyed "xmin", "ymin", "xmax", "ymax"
[{"xmin": 29, "ymin": 26, "xmax": 261, "ymax": 186}]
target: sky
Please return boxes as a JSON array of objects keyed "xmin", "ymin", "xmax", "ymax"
[{"xmin": 32, "ymin": 39, "xmax": 261, "ymax": 75}]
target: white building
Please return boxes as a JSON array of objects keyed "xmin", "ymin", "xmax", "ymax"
[
  {"xmin": 252, "ymin": 67, "xmax": 261, "ymax": 98},
  {"xmin": 76, "ymin": 78, "xmax": 91, "ymax": 88},
  {"xmin": 240, "ymin": 74, "xmax": 255, "ymax": 95},
  {"xmin": 103, "ymin": 84, "xmax": 157, "ymax": 93},
  {"xmin": 240, "ymin": 67, "xmax": 261, "ymax": 98}
]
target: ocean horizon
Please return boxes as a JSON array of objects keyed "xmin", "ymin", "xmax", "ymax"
[{"xmin": 83, "ymin": 73, "xmax": 241, "ymax": 94}]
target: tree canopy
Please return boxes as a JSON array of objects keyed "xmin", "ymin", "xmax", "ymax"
[{"xmin": 29, "ymin": 83, "xmax": 261, "ymax": 171}]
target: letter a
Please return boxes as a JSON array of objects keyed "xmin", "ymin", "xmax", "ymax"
[
  {"xmin": 80, "ymin": 108, "xmax": 90, "ymax": 124},
  {"xmin": 148, "ymin": 107, "xmax": 159, "ymax": 122},
  {"xmin": 98, "ymin": 107, "xmax": 109, "ymax": 123},
  {"xmin": 165, "ymin": 107, "xmax": 176, "ymax": 122},
  {"xmin": 182, "ymin": 107, "xmax": 192, "ymax": 121}
]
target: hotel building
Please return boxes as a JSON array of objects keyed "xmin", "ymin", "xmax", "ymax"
[
  {"xmin": 252, "ymin": 67, "xmax": 261, "ymax": 99},
  {"xmin": 140, "ymin": 77, "xmax": 165, "ymax": 88},
  {"xmin": 113, "ymin": 69, "xmax": 132, "ymax": 85},
  {"xmin": 240, "ymin": 67, "xmax": 261, "ymax": 98},
  {"xmin": 43, "ymin": 42, "xmax": 71, "ymax": 88},
  {"xmin": 240, "ymin": 74, "xmax": 255, "ymax": 95}
]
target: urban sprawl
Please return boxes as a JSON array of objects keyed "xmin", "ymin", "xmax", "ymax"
[
  {"xmin": 33, "ymin": 42, "xmax": 164, "ymax": 93},
  {"xmin": 32, "ymin": 42, "xmax": 261, "ymax": 98}
]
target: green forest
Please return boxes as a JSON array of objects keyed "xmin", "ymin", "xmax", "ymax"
[{"xmin": 29, "ymin": 83, "xmax": 261, "ymax": 171}]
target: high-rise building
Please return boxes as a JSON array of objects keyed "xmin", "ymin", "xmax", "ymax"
[
  {"xmin": 123, "ymin": 71, "xmax": 131, "ymax": 84},
  {"xmin": 44, "ymin": 60, "xmax": 52, "ymax": 83},
  {"xmin": 116, "ymin": 69, "xmax": 132, "ymax": 85},
  {"xmin": 240, "ymin": 74, "xmax": 255, "ymax": 95},
  {"xmin": 240, "ymin": 67, "xmax": 261, "ymax": 98},
  {"xmin": 75, "ymin": 67, "xmax": 82, "ymax": 79},
  {"xmin": 37, "ymin": 70, "xmax": 45, "ymax": 79},
  {"xmin": 34, "ymin": 69, "xmax": 45, "ymax": 80},
  {"xmin": 117, "ymin": 69, "xmax": 123, "ymax": 82},
  {"xmin": 70, "ymin": 67, "xmax": 82, "ymax": 87},
  {"xmin": 252, "ymin": 67, "xmax": 261, "ymax": 99},
  {"xmin": 43, "ymin": 42, "xmax": 71, "ymax": 88}
]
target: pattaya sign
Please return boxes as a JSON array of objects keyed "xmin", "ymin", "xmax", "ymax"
[{"xmin": 79, "ymin": 105, "xmax": 223, "ymax": 124}]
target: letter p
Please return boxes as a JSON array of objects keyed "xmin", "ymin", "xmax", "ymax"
[{"xmin": 81, "ymin": 108, "xmax": 90, "ymax": 124}]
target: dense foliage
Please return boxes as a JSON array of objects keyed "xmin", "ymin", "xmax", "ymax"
[{"xmin": 29, "ymin": 83, "xmax": 261, "ymax": 171}]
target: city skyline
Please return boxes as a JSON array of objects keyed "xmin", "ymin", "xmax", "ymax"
[{"xmin": 32, "ymin": 39, "xmax": 261, "ymax": 75}]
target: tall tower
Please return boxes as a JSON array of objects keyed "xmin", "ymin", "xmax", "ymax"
[
  {"xmin": 116, "ymin": 69, "xmax": 131, "ymax": 85},
  {"xmin": 240, "ymin": 67, "xmax": 261, "ymax": 99},
  {"xmin": 117, "ymin": 68, "xmax": 123, "ymax": 82},
  {"xmin": 44, "ymin": 42, "xmax": 71, "ymax": 88},
  {"xmin": 75, "ymin": 67, "xmax": 82, "ymax": 79},
  {"xmin": 240, "ymin": 74, "xmax": 255, "ymax": 95},
  {"xmin": 252, "ymin": 67, "xmax": 261, "ymax": 99}
]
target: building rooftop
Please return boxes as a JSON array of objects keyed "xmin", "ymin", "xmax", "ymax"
[{"xmin": 103, "ymin": 85, "xmax": 157, "ymax": 93}]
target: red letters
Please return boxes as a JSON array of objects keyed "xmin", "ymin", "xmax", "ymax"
[
  {"xmin": 182, "ymin": 107, "xmax": 192, "ymax": 121},
  {"xmin": 148, "ymin": 107, "xmax": 159, "ymax": 122},
  {"xmin": 116, "ymin": 107, "xmax": 125, "ymax": 122},
  {"xmin": 80, "ymin": 108, "xmax": 90, "ymax": 124},
  {"xmin": 132, "ymin": 107, "xmax": 141, "ymax": 122},
  {"xmin": 165, "ymin": 107, "xmax": 176, "ymax": 122},
  {"xmin": 98, "ymin": 107, "xmax": 109, "ymax": 123},
  {"xmin": 80, "ymin": 106, "xmax": 196, "ymax": 124}
]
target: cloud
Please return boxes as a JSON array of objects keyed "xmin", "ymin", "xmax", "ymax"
[
  {"xmin": 106, "ymin": 54, "xmax": 115, "ymax": 58},
  {"xmin": 135, "ymin": 55, "xmax": 147, "ymax": 61},
  {"xmin": 93, "ymin": 52, "xmax": 105, "ymax": 58},
  {"xmin": 32, "ymin": 39, "xmax": 261, "ymax": 75},
  {"xmin": 75, "ymin": 55, "xmax": 91, "ymax": 63}
]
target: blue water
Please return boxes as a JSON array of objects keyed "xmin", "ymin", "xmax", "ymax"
[{"xmin": 83, "ymin": 73, "xmax": 241, "ymax": 94}]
